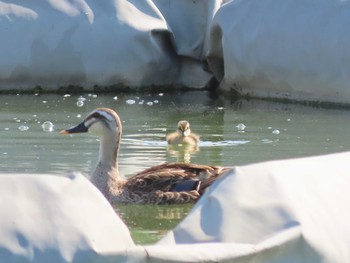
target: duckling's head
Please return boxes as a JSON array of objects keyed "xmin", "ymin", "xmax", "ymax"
[
  {"xmin": 60, "ymin": 108, "xmax": 122, "ymax": 139},
  {"xmin": 177, "ymin": 120, "xmax": 191, "ymax": 137}
]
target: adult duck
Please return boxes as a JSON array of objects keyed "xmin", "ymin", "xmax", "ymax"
[
  {"xmin": 60, "ymin": 108, "xmax": 228, "ymax": 204},
  {"xmin": 166, "ymin": 120, "xmax": 200, "ymax": 146}
]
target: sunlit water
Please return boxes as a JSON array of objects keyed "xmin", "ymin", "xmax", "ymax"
[{"xmin": 1, "ymin": 91, "xmax": 350, "ymax": 244}]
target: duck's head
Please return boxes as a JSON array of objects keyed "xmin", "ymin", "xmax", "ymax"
[
  {"xmin": 60, "ymin": 108, "xmax": 122, "ymax": 139},
  {"xmin": 177, "ymin": 120, "xmax": 191, "ymax": 137}
]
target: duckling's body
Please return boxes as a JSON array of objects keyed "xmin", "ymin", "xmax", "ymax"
[
  {"xmin": 61, "ymin": 108, "xmax": 227, "ymax": 204},
  {"xmin": 166, "ymin": 120, "xmax": 200, "ymax": 146}
]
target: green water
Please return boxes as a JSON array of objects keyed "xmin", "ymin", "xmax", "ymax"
[{"xmin": 1, "ymin": 90, "xmax": 350, "ymax": 244}]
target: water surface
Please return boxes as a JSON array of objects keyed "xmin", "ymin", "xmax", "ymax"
[{"xmin": 1, "ymin": 91, "xmax": 350, "ymax": 244}]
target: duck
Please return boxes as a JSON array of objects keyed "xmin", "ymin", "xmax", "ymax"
[
  {"xmin": 166, "ymin": 120, "xmax": 200, "ymax": 146},
  {"xmin": 60, "ymin": 108, "xmax": 228, "ymax": 205}
]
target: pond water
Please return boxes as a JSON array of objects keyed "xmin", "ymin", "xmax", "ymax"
[{"xmin": 1, "ymin": 91, "xmax": 350, "ymax": 244}]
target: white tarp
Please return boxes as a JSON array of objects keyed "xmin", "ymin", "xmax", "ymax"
[
  {"xmin": 208, "ymin": 0, "xmax": 350, "ymax": 103},
  {"xmin": 2, "ymin": 0, "xmax": 350, "ymax": 103},
  {"xmin": 0, "ymin": 173, "xmax": 134, "ymax": 263},
  {"xmin": 2, "ymin": 152, "xmax": 350, "ymax": 262},
  {"xmin": 0, "ymin": 0, "xmax": 220, "ymax": 89}
]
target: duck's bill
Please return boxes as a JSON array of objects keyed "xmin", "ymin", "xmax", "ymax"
[{"xmin": 60, "ymin": 122, "xmax": 88, "ymax": 134}]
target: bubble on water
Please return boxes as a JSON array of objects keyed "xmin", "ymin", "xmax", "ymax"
[
  {"xmin": 18, "ymin": 125, "xmax": 29, "ymax": 131},
  {"xmin": 41, "ymin": 121, "xmax": 54, "ymax": 132},
  {"xmin": 158, "ymin": 93, "xmax": 164, "ymax": 96},
  {"xmin": 92, "ymin": 94, "xmax": 98, "ymax": 98},
  {"xmin": 272, "ymin": 129, "xmax": 280, "ymax": 135},
  {"xmin": 147, "ymin": 101, "xmax": 153, "ymax": 106},
  {"xmin": 287, "ymin": 118, "xmax": 291, "ymax": 122},
  {"xmin": 4, "ymin": 127, "xmax": 9, "ymax": 131},
  {"xmin": 236, "ymin": 123, "xmax": 246, "ymax": 131},
  {"xmin": 16, "ymin": 119, "xmax": 21, "ymax": 123},
  {"xmin": 76, "ymin": 100, "xmax": 84, "ymax": 107},
  {"xmin": 138, "ymin": 100, "xmax": 144, "ymax": 105},
  {"xmin": 113, "ymin": 96, "xmax": 118, "ymax": 101},
  {"xmin": 78, "ymin": 96, "xmax": 86, "ymax": 102},
  {"xmin": 126, "ymin": 99, "xmax": 136, "ymax": 105},
  {"xmin": 153, "ymin": 100, "xmax": 159, "ymax": 104},
  {"xmin": 217, "ymin": 107, "xmax": 224, "ymax": 110},
  {"xmin": 63, "ymin": 94, "xmax": 71, "ymax": 98},
  {"xmin": 42, "ymin": 101, "xmax": 47, "ymax": 104},
  {"xmin": 77, "ymin": 114, "xmax": 82, "ymax": 118}
]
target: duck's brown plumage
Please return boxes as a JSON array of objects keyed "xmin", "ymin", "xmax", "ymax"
[{"xmin": 61, "ymin": 108, "xmax": 229, "ymax": 204}]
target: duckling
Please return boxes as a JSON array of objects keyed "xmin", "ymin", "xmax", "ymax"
[
  {"xmin": 166, "ymin": 120, "xmax": 200, "ymax": 146},
  {"xmin": 60, "ymin": 108, "xmax": 228, "ymax": 204}
]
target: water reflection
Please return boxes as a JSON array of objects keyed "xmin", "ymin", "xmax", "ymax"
[
  {"xmin": 115, "ymin": 203, "xmax": 193, "ymax": 244},
  {"xmin": 167, "ymin": 144, "xmax": 199, "ymax": 163}
]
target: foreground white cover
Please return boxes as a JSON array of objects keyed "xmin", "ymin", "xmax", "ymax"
[
  {"xmin": 156, "ymin": 151, "xmax": 350, "ymax": 262},
  {"xmin": 208, "ymin": 0, "xmax": 350, "ymax": 103},
  {"xmin": 2, "ymin": 152, "xmax": 350, "ymax": 262},
  {"xmin": 0, "ymin": 173, "xmax": 134, "ymax": 263}
]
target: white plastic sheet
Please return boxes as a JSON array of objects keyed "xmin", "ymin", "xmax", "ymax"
[
  {"xmin": 2, "ymin": 152, "xmax": 350, "ymax": 262},
  {"xmin": 208, "ymin": 0, "xmax": 350, "ymax": 103},
  {"xmin": 0, "ymin": 173, "xmax": 134, "ymax": 263},
  {"xmin": 0, "ymin": 0, "xmax": 220, "ymax": 89},
  {"xmin": 157, "ymin": 151, "xmax": 350, "ymax": 262}
]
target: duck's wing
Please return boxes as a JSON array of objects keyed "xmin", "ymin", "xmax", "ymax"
[{"xmin": 125, "ymin": 163, "xmax": 228, "ymax": 203}]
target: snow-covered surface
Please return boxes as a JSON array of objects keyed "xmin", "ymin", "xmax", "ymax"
[{"xmin": 2, "ymin": 152, "xmax": 350, "ymax": 262}]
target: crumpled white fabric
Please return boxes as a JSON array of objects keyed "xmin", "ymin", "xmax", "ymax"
[
  {"xmin": 156, "ymin": 151, "xmax": 350, "ymax": 262},
  {"xmin": 0, "ymin": 0, "xmax": 220, "ymax": 89},
  {"xmin": 207, "ymin": 0, "xmax": 350, "ymax": 103},
  {"xmin": 2, "ymin": 152, "xmax": 350, "ymax": 262},
  {"xmin": 0, "ymin": 173, "xmax": 134, "ymax": 263}
]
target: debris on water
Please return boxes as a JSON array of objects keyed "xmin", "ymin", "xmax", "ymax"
[
  {"xmin": 272, "ymin": 129, "xmax": 280, "ymax": 135},
  {"xmin": 18, "ymin": 125, "xmax": 29, "ymax": 131},
  {"xmin": 126, "ymin": 99, "xmax": 136, "ymax": 105},
  {"xmin": 41, "ymin": 121, "xmax": 54, "ymax": 132}
]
